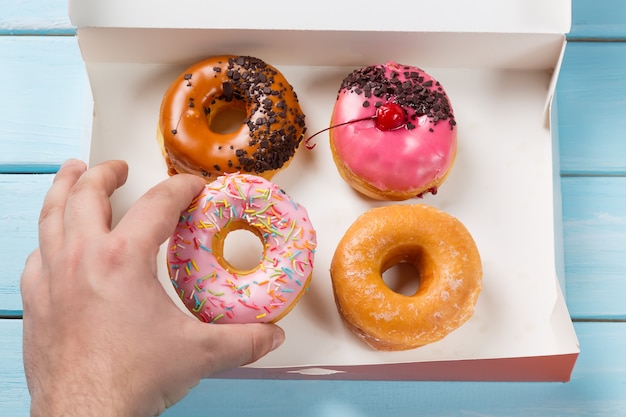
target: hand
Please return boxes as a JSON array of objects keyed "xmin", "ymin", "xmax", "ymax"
[{"xmin": 20, "ymin": 159, "xmax": 285, "ymax": 417}]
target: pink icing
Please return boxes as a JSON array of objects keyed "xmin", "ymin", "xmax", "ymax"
[
  {"xmin": 167, "ymin": 173, "xmax": 316, "ymax": 323},
  {"xmin": 330, "ymin": 62, "xmax": 457, "ymax": 194}
]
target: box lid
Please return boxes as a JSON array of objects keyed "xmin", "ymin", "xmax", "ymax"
[
  {"xmin": 68, "ymin": 0, "xmax": 570, "ymax": 71},
  {"xmin": 69, "ymin": 0, "xmax": 570, "ymax": 34}
]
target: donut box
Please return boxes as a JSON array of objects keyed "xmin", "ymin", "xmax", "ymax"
[{"xmin": 69, "ymin": 0, "xmax": 579, "ymax": 382}]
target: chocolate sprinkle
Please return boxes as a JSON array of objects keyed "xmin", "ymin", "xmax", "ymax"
[
  {"xmin": 214, "ymin": 56, "xmax": 306, "ymax": 174},
  {"xmin": 184, "ymin": 73, "xmax": 193, "ymax": 87},
  {"xmin": 176, "ymin": 56, "xmax": 306, "ymax": 177},
  {"xmin": 338, "ymin": 64, "xmax": 455, "ymax": 130}
]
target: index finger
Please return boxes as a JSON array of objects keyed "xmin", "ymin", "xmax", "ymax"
[{"xmin": 114, "ymin": 173, "xmax": 206, "ymax": 250}]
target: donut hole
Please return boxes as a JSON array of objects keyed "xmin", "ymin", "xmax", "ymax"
[
  {"xmin": 208, "ymin": 102, "xmax": 247, "ymax": 135},
  {"xmin": 382, "ymin": 262, "xmax": 421, "ymax": 296},
  {"xmin": 217, "ymin": 222, "xmax": 265, "ymax": 272},
  {"xmin": 381, "ymin": 247, "xmax": 434, "ymax": 297}
]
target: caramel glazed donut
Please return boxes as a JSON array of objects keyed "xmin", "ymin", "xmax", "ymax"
[
  {"xmin": 330, "ymin": 204, "xmax": 482, "ymax": 351},
  {"xmin": 158, "ymin": 55, "xmax": 307, "ymax": 180}
]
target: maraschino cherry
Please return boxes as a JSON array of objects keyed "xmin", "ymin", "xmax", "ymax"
[
  {"xmin": 305, "ymin": 101, "xmax": 407, "ymax": 149},
  {"xmin": 374, "ymin": 102, "xmax": 407, "ymax": 131}
]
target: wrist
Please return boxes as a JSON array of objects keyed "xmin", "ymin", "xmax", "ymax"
[
  {"xmin": 29, "ymin": 369, "xmax": 130, "ymax": 417},
  {"xmin": 31, "ymin": 389, "xmax": 122, "ymax": 417}
]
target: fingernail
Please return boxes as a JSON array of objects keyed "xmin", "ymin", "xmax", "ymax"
[
  {"xmin": 60, "ymin": 158, "xmax": 86, "ymax": 170},
  {"xmin": 271, "ymin": 328, "xmax": 285, "ymax": 351}
]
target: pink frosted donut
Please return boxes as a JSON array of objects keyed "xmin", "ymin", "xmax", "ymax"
[
  {"xmin": 166, "ymin": 173, "xmax": 317, "ymax": 323},
  {"xmin": 329, "ymin": 62, "xmax": 457, "ymax": 201}
]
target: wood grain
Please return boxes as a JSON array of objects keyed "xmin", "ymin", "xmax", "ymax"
[
  {"xmin": 562, "ymin": 176, "xmax": 626, "ymax": 319},
  {"xmin": 0, "ymin": 0, "xmax": 74, "ymax": 35},
  {"xmin": 0, "ymin": 37, "xmax": 89, "ymax": 172},
  {"xmin": 0, "ymin": 320, "xmax": 29, "ymax": 417},
  {"xmin": 0, "ymin": 175, "xmax": 53, "ymax": 315},
  {"xmin": 569, "ymin": 0, "xmax": 626, "ymax": 39},
  {"xmin": 557, "ymin": 42, "xmax": 626, "ymax": 175}
]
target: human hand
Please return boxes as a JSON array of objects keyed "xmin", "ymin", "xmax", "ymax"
[{"xmin": 21, "ymin": 159, "xmax": 285, "ymax": 417}]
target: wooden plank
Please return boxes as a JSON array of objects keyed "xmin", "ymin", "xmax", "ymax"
[
  {"xmin": 0, "ymin": 36, "xmax": 89, "ymax": 172},
  {"xmin": 0, "ymin": 0, "xmax": 74, "ymax": 35},
  {"xmin": 0, "ymin": 320, "xmax": 29, "ymax": 417},
  {"xmin": 2, "ymin": 321, "xmax": 624, "ymax": 417},
  {"xmin": 0, "ymin": 174, "xmax": 54, "ymax": 314},
  {"xmin": 4, "ymin": 175, "xmax": 616, "ymax": 319},
  {"xmin": 556, "ymin": 42, "xmax": 626, "ymax": 175},
  {"xmin": 570, "ymin": 0, "xmax": 626, "ymax": 40},
  {"xmin": 561, "ymin": 176, "xmax": 626, "ymax": 319}
]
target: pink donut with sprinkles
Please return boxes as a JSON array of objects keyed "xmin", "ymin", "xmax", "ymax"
[{"xmin": 166, "ymin": 173, "xmax": 317, "ymax": 323}]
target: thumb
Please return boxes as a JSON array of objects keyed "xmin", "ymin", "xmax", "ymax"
[
  {"xmin": 20, "ymin": 249, "xmax": 44, "ymax": 310},
  {"xmin": 188, "ymin": 322, "xmax": 285, "ymax": 377}
]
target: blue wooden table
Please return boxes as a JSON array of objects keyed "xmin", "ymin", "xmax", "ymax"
[{"xmin": 2, "ymin": 0, "xmax": 626, "ymax": 415}]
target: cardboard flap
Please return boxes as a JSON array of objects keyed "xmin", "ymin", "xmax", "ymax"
[
  {"xmin": 69, "ymin": 0, "xmax": 570, "ymax": 34},
  {"xmin": 75, "ymin": 28, "xmax": 566, "ymax": 70}
]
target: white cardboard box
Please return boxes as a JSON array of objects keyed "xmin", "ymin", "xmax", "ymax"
[{"xmin": 69, "ymin": 0, "xmax": 579, "ymax": 381}]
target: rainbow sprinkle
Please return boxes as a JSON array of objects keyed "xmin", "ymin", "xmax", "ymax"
[{"xmin": 166, "ymin": 173, "xmax": 316, "ymax": 324}]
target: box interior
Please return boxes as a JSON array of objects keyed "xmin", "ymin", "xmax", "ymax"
[{"xmin": 70, "ymin": 0, "xmax": 578, "ymax": 380}]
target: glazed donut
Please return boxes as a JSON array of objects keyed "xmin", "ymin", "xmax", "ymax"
[
  {"xmin": 158, "ymin": 55, "xmax": 307, "ymax": 181},
  {"xmin": 330, "ymin": 204, "xmax": 482, "ymax": 350},
  {"xmin": 166, "ymin": 173, "xmax": 317, "ymax": 323},
  {"xmin": 329, "ymin": 62, "xmax": 457, "ymax": 200}
]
